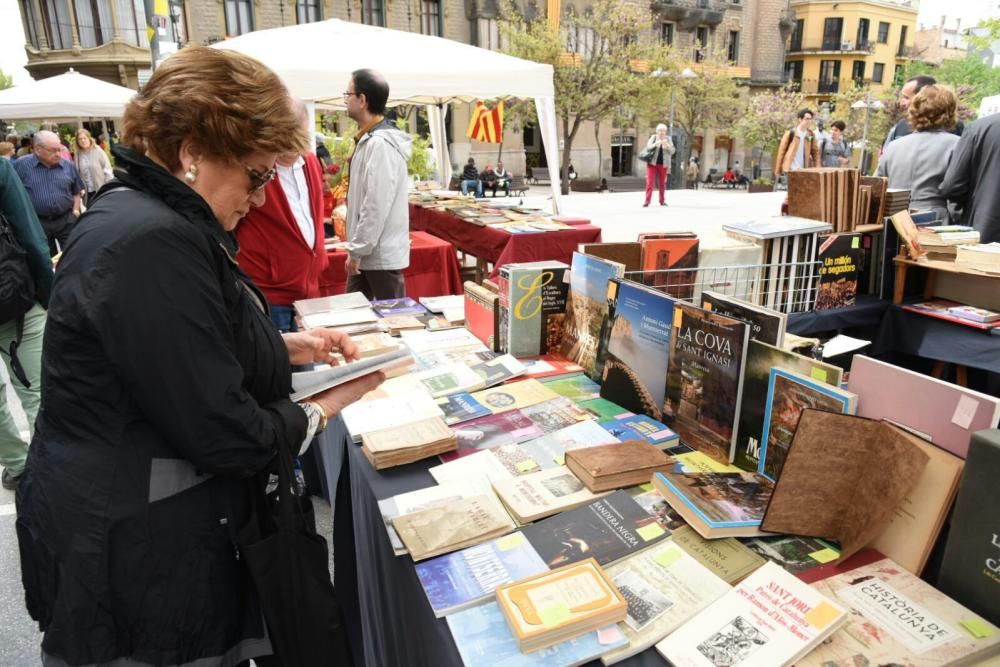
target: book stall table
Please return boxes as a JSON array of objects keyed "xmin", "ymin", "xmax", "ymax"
[
  {"xmin": 785, "ymin": 294, "xmax": 890, "ymax": 337},
  {"xmin": 319, "ymin": 231, "xmax": 463, "ymax": 299},
  {"xmin": 891, "ymin": 256, "xmax": 1000, "ymax": 305},
  {"xmin": 322, "ymin": 427, "xmax": 667, "ymax": 667},
  {"xmin": 409, "ymin": 204, "xmax": 602, "ymax": 280}
]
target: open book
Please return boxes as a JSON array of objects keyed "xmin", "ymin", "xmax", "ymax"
[{"xmin": 290, "ymin": 347, "xmax": 413, "ymax": 401}]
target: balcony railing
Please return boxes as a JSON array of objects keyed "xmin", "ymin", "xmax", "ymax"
[
  {"xmin": 786, "ymin": 40, "xmax": 875, "ymax": 55},
  {"xmin": 650, "ymin": 0, "xmax": 726, "ymax": 27},
  {"xmin": 788, "ymin": 78, "xmax": 840, "ymax": 95}
]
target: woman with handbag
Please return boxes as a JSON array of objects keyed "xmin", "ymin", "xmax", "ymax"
[
  {"xmin": 641, "ymin": 124, "xmax": 675, "ymax": 207},
  {"xmin": 16, "ymin": 47, "xmax": 384, "ymax": 667},
  {"xmin": 73, "ymin": 128, "xmax": 113, "ymax": 206}
]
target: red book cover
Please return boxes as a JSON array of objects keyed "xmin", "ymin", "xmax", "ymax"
[
  {"xmin": 464, "ymin": 282, "xmax": 499, "ymax": 351},
  {"xmin": 796, "ymin": 548, "xmax": 887, "ymax": 584},
  {"xmin": 639, "ymin": 238, "xmax": 700, "ymax": 299}
]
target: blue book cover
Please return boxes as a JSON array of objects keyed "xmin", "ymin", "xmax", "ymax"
[
  {"xmin": 560, "ymin": 252, "xmax": 626, "ymax": 380},
  {"xmin": 435, "ymin": 392, "xmax": 492, "ymax": 426},
  {"xmin": 415, "ymin": 533, "xmax": 548, "ymax": 618},
  {"xmin": 758, "ymin": 368, "xmax": 856, "ymax": 482},
  {"xmin": 598, "ymin": 279, "xmax": 675, "ymax": 422},
  {"xmin": 447, "ymin": 601, "xmax": 628, "ymax": 667},
  {"xmin": 653, "ymin": 471, "xmax": 773, "ymax": 530},
  {"xmin": 371, "ymin": 297, "xmax": 428, "ymax": 317}
]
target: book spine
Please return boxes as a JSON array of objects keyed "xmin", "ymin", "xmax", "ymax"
[{"xmin": 498, "ymin": 268, "xmax": 511, "ymax": 354}]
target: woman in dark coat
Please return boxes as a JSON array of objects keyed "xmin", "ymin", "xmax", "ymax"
[{"xmin": 15, "ymin": 47, "xmax": 383, "ymax": 667}]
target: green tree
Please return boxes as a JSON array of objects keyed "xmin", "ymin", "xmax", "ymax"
[
  {"xmin": 902, "ymin": 56, "xmax": 1000, "ymax": 111},
  {"xmin": 501, "ymin": 0, "xmax": 658, "ymax": 194},
  {"xmin": 734, "ymin": 88, "xmax": 807, "ymax": 167},
  {"xmin": 828, "ymin": 86, "xmax": 897, "ymax": 150},
  {"xmin": 0, "ymin": 68, "xmax": 12, "ymax": 90},
  {"xmin": 966, "ymin": 18, "xmax": 1000, "ymax": 51},
  {"xmin": 670, "ymin": 55, "xmax": 741, "ymax": 169}
]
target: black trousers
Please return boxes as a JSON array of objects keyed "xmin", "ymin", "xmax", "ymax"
[
  {"xmin": 38, "ymin": 210, "xmax": 75, "ymax": 257},
  {"xmin": 347, "ymin": 269, "xmax": 405, "ymax": 300}
]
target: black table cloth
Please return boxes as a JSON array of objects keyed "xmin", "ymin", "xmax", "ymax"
[
  {"xmin": 786, "ymin": 294, "xmax": 890, "ymax": 337},
  {"xmin": 872, "ymin": 304, "xmax": 1000, "ymax": 374}
]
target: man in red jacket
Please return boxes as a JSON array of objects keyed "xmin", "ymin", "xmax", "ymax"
[{"xmin": 237, "ymin": 100, "xmax": 328, "ymax": 332}]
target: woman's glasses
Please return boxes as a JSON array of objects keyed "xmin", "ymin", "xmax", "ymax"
[{"xmin": 240, "ymin": 161, "xmax": 277, "ymax": 194}]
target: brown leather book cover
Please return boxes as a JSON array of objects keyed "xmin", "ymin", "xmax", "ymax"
[
  {"xmin": 787, "ymin": 171, "xmax": 824, "ymax": 222},
  {"xmin": 860, "ymin": 176, "xmax": 888, "ymax": 227},
  {"xmin": 761, "ymin": 409, "xmax": 929, "ymax": 561},
  {"xmin": 566, "ymin": 441, "xmax": 673, "ymax": 491},
  {"xmin": 580, "ymin": 242, "xmax": 642, "ymax": 273}
]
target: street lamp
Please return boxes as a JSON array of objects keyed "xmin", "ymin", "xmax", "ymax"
[
  {"xmin": 668, "ymin": 67, "xmax": 698, "ymax": 132},
  {"xmin": 851, "ymin": 96, "xmax": 885, "ymax": 174}
]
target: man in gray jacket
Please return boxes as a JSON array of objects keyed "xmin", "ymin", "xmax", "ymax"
[{"xmin": 344, "ymin": 68, "xmax": 412, "ymax": 299}]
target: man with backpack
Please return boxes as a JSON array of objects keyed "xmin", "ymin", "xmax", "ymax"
[
  {"xmin": 774, "ymin": 109, "xmax": 821, "ymax": 179},
  {"xmin": 0, "ymin": 156, "xmax": 50, "ymax": 490}
]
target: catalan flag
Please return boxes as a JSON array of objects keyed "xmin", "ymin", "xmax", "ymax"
[{"xmin": 466, "ymin": 100, "xmax": 504, "ymax": 144}]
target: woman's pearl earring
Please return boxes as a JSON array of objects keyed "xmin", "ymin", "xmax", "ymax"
[{"xmin": 184, "ymin": 163, "xmax": 199, "ymax": 184}]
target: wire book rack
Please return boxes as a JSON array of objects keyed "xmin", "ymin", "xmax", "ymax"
[{"xmin": 623, "ymin": 260, "xmax": 824, "ymax": 314}]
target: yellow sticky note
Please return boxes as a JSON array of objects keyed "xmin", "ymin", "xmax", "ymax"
[
  {"xmin": 808, "ymin": 548, "xmax": 840, "ymax": 564},
  {"xmin": 553, "ymin": 454, "xmax": 566, "ymax": 466},
  {"xmin": 639, "ymin": 483, "xmax": 654, "ymax": 492},
  {"xmin": 515, "ymin": 459, "xmax": 538, "ymax": 473},
  {"xmin": 539, "ymin": 603, "xmax": 572, "ymax": 629},
  {"xmin": 805, "ymin": 601, "xmax": 841, "ymax": 630},
  {"xmin": 637, "ymin": 523, "xmax": 665, "ymax": 542},
  {"xmin": 497, "ymin": 533, "xmax": 526, "ymax": 552},
  {"xmin": 673, "ymin": 309, "xmax": 683, "ymax": 329},
  {"xmin": 811, "ymin": 367, "xmax": 828, "ymax": 382},
  {"xmin": 655, "ymin": 547, "xmax": 682, "ymax": 568},
  {"xmin": 960, "ymin": 618, "xmax": 996, "ymax": 639}
]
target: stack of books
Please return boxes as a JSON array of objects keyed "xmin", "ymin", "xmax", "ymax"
[
  {"xmin": 361, "ymin": 416, "xmax": 458, "ymax": 470},
  {"xmin": 883, "ymin": 188, "xmax": 911, "ymax": 216},
  {"xmin": 916, "ymin": 226, "xmax": 980, "ymax": 261},
  {"xmin": 955, "ymin": 242, "xmax": 1000, "ymax": 273}
]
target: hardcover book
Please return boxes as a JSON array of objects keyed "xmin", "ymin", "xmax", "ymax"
[
  {"xmin": 656, "ymin": 561, "xmax": 847, "ymax": 667},
  {"xmin": 801, "ymin": 558, "xmax": 1000, "ymax": 666},
  {"xmin": 441, "ymin": 410, "xmax": 546, "ymax": 462},
  {"xmin": 938, "ymin": 429, "xmax": 1000, "ymax": 625},
  {"xmin": 758, "ymin": 368, "xmax": 858, "ymax": 481},
  {"xmin": 598, "ymin": 279, "xmax": 675, "ymax": 422},
  {"xmin": 701, "ymin": 291, "xmax": 786, "ymax": 347},
  {"xmin": 447, "ymin": 601, "xmax": 627, "ymax": 667},
  {"xmin": 497, "ymin": 260, "xmax": 570, "ymax": 358},
  {"xmin": 670, "ymin": 526, "xmax": 767, "ymax": 584},
  {"xmin": 815, "ymin": 233, "xmax": 861, "ymax": 310},
  {"xmin": 519, "ymin": 490, "xmax": 671, "ymax": 570},
  {"xmin": 542, "ymin": 373, "xmax": 602, "ymax": 402},
  {"xmin": 848, "ymin": 355, "xmax": 1000, "ymax": 459},
  {"xmin": 435, "ymin": 392, "xmax": 492, "ymax": 425},
  {"xmin": 493, "ymin": 465, "xmax": 608, "ymax": 523},
  {"xmin": 495, "ymin": 558, "xmax": 628, "ymax": 653},
  {"xmin": 599, "ymin": 414, "xmax": 679, "ymax": 450},
  {"xmin": 653, "ymin": 471, "xmax": 774, "ymax": 539},
  {"xmin": 392, "ymin": 494, "xmax": 515, "ymax": 561},
  {"xmin": 415, "ymin": 531, "xmax": 549, "ymax": 617},
  {"xmin": 520, "ymin": 397, "xmax": 594, "ymax": 435},
  {"xmin": 464, "ymin": 281, "xmax": 500, "ymax": 352},
  {"xmin": 580, "ymin": 241, "xmax": 642, "ymax": 273},
  {"xmin": 566, "ymin": 442, "xmax": 674, "ymax": 492},
  {"xmin": 519, "ymin": 420, "xmax": 619, "ymax": 470},
  {"xmin": 470, "ymin": 379, "xmax": 561, "ymax": 415},
  {"xmin": 640, "ymin": 236, "xmax": 700, "ymax": 300},
  {"xmin": 600, "ymin": 542, "xmax": 732, "ymax": 665},
  {"xmin": 663, "ymin": 303, "xmax": 750, "ymax": 464},
  {"xmin": 761, "ymin": 410, "xmax": 930, "ymax": 561},
  {"xmin": 560, "ymin": 252, "xmax": 626, "ymax": 379},
  {"xmin": 734, "ymin": 340, "xmax": 843, "ymax": 472}
]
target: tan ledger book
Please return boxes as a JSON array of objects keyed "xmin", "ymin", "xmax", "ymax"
[
  {"xmin": 566, "ymin": 442, "xmax": 674, "ymax": 492},
  {"xmin": 391, "ymin": 494, "xmax": 515, "ymax": 562}
]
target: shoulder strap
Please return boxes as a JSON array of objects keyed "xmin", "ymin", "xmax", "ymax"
[{"xmin": 0, "ymin": 314, "xmax": 30, "ymax": 388}]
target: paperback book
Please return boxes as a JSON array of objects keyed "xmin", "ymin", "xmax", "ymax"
[
  {"xmin": 430, "ymin": 448, "xmax": 526, "ymax": 487},
  {"xmin": 542, "ymin": 373, "xmax": 602, "ymax": 402},
  {"xmin": 442, "ymin": 410, "xmax": 546, "ymax": 462},
  {"xmin": 341, "ymin": 392, "xmax": 444, "ymax": 443},
  {"xmin": 599, "ymin": 414, "xmax": 679, "ymax": 450},
  {"xmin": 378, "ymin": 480, "xmax": 494, "ymax": 555},
  {"xmin": 470, "ymin": 379, "xmax": 561, "ymax": 415},
  {"xmin": 435, "ymin": 392, "xmax": 492, "ymax": 425},
  {"xmin": 493, "ymin": 465, "xmax": 609, "ymax": 523},
  {"xmin": 579, "ymin": 398, "xmax": 634, "ymax": 421},
  {"xmin": 519, "ymin": 420, "xmax": 620, "ymax": 470},
  {"xmin": 701, "ymin": 291, "xmax": 786, "ymax": 347},
  {"xmin": 520, "ymin": 397, "xmax": 594, "ymax": 435},
  {"xmin": 670, "ymin": 526, "xmax": 768, "ymax": 585},
  {"xmin": 371, "ymin": 297, "xmax": 429, "ymax": 317},
  {"xmin": 598, "ymin": 279, "xmax": 675, "ymax": 422},
  {"xmin": 902, "ymin": 299, "xmax": 1000, "ymax": 330},
  {"xmin": 289, "ymin": 347, "xmax": 413, "ymax": 401},
  {"xmin": 663, "ymin": 303, "xmax": 750, "ymax": 464},
  {"xmin": 560, "ymin": 252, "xmax": 626, "ymax": 379},
  {"xmin": 815, "ymin": 233, "xmax": 861, "ymax": 310},
  {"xmin": 519, "ymin": 355, "xmax": 586, "ymax": 379},
  {"xmin": 360, "ymin": 416, "xmax": 458, "ymax": 469},
  {"xmin": 467, "ymin": 354, "xmax": 526, "ymax": 386},
  {"xmin": 653, "ymin": 471, "xmax": 773, "ymax": 539},
  {"xmin": 392, "ymin": 494, "xmax": 515, "ymax": 561}
]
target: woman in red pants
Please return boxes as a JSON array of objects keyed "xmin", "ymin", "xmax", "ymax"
[{"xmin": 643, "ymin": 124, "xmax": 675, "ymax": 207}]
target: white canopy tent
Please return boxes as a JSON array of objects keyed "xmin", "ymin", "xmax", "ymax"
[
  {"xmin": 212, "ymin": 19, "xmax": 562, "ymax": 211},
  {"xmin": 0, "ymin": 69, "xmax": 135, "ymax": 120}
]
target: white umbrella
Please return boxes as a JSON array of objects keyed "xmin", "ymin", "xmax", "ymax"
[{"xmin": 0, "ymin": 68, "xmax": 136, "ymax": 120}]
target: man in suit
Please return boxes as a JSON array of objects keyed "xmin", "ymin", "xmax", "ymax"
[
  {"xmin": 236, "ymin": 99, "xmax": 328, "ymax": 333},
  {"xmin": 941, "ymin": 112, "xmax": 1000, "ymax": 243}
]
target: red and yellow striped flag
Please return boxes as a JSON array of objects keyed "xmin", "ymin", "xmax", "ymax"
[{"xmin": 466, "ymin": 100, "xmax": 504, "ymax": 143}]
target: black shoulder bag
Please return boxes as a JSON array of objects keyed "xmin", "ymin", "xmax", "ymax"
[{"xmin": 0, "ymin": 212, "xmax": 36, "ymax": 388}]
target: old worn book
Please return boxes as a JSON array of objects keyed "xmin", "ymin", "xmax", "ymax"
[
  {"xmin": 734, "ymin": 340, "xmax": 843, "ymax": 472},
  {"xmin": 761, "ymin": 410, "xmax": 930, "ymax": 561},
  {"xmin": 470, "ymin": 378, "xmax": 561, "ymax": 415},
  {"xmin": 860, "ymin": 175, "xmax": 888, "ymax": 226},
  {"xmin": 343, "ymin": 331, "xmax": 400, "ymax": 358},
  {"xmin": 598, "ymin": 279, "xmax": 675, "ymax": 422},
  {"xmin": 361, "ymin": 416, "xmax": 458, "ymax": 469},
  {"xmin": 391, "ymin": 494, "xmax": 515, "ymax": 562},
  {"xmin": 801, "ymin": 557, "xmax": 1000, "ymax": 666},
  {"xmin": 701, "ymin": 291, "xmax": 786, "ymax": 347},
  {"xmin": 497, "ymin": 260, "xmax": 570, "ymax": 357},
  {"xmin": 495, "ymin": 558, "xmax": 628, "ymax": 653},
  {"xmin": 380, "ymin": 314, "xmax": 426, "ymax": 335},
  {"xmin": 670, "ymin": 526, "xmax": 766, "ymax": 584},
  {"xmin": 566, "ymin": 441, "xmax": 674, "ymax": 492},
  {"xmin": 938, "ymin": 429, "xmax": 1000, "ymax": 625},
  {"xmin": 600, "ymin": 542, "xmax": 732, "ymax": 665},
  {"xmin": 560, "ymin": 252, "xmax": 626, "ymax": 380},
  {"xmin": 656, "ymin": 561, "xmax": 848, "ymax": 667},
  {"xmin": 758, "ymin": 368, "xmax": 857, "ymax": 482},
  {"xmin": 378, "ymin": 480, "xmax": 499, "ymax": 555},
  {"xmin": 663, "ymin": 302, "xmax": 750, "ymax": 464},
  {"xmin": 653, "ymin": 471, "xmax": 773, "ymax": 539},
  {"xmin": 580, "ymin": 241, "xmax": 642, "ymax": 272},
  {"xmin": 493, "ymin": 465, "xmax": 607, "ymax": 523},
  {"xmin": 341, "ymin": 392, "xmax": 444, "ymax": 442}
]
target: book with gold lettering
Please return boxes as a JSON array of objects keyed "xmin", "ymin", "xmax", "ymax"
[
  {"xmin": 495, "ymin": 558, "xmax": 628, "ymax": 653},
  {"xmin": 656, "ymin": 561, "xmax": 848, "ymax": 667},
  {"xmin": 391, "ymin": 494, "xmax": 515, "ymax": 562}
]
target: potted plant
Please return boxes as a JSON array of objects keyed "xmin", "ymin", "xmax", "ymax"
[{"xmin": 748, "ymin": 177, "xmax": 774, "ymax": 193}]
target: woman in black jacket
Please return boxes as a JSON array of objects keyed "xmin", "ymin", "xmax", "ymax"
[{"xmin": 15, "ymin": 47, "xmax": 383, "ymax": 667}]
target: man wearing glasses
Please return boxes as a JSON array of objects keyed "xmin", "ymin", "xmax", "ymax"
[
  {"xmin": 342, "ymin": 69, "xmax": 412, "ymax": 300},
  {"xmin": 237, "ymin": 99, "xmax": 328, "ymax": 333},
  {"xmin": 13, "ymin": 130, "xmax": 84, "ymax": 257}
]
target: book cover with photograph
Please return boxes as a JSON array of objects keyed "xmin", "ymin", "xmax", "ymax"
[
  {"xmin": 435, "ymin": 392, "xmax": 491, "ymax": 425},
  {"xmin": 542, "ymin": 373, "xmax": 602, "ymax": 402},
  {"xmin": 520, "ymin": 397, "xmax": 594, "ymax": 435},
  {"xmin": 560, "ymin": 252, "xmax": 626, "ymax": 379},
  {"xmin": 653, "ymin": 471, "xmax": 774, "ymax": 539},
  {"xmin": 372, "ymin": 297, "xmax": 429, "ymax": 317},
  {"xmin": 599, "ymin": 414, "xmax": 679, "ymax": 450},
  {"xmin": 664, "ymin": 303, "xmax": 750, "ymax": 464},
  {"xmin": 640, "ymin": 237, "xmax": 700, "ymax": 300},
  {"xmin": 815, "ymin": 233, "xmax": 861, "ymax": 310},
  {"xmin": 493, "ymin": 465, "xmax": 608, "ymax": 523},
  {"xmin": 439, "ymin": 410, "xmax": 545, "ymax": 463},
  {"xmin": 598, "ymin": 279, "xmax": 675, "ymax": 422}
]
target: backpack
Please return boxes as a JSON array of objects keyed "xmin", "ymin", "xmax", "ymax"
[{"xmin": 0, "ymin": 211, "xmax": 36, "ymax": 388}]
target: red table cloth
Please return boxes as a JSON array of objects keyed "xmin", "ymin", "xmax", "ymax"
[
  {"xmin": 408, "ymin": 204, "xmax": 602, "ymax": 278},
  {"xmin": 320, "ymin": 231, "xmax": 463, "ymax": 298}
]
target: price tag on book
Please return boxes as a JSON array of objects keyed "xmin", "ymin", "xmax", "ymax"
[
  {"xmin": 808, "ymin": 547, "xmax": 840, "ymax": 564},
  {"xmin": 516, "ymin": 459, "xmax": 539, "ymax": 473},
  {"xmin": 637, "ymin": 523, "xmax": 665, "ymax": 542},
  {"xmin": 810, "ymin": 367, "xmax": 828, "ymax": 382},
  {"xmin": 553, "ymin": 454, "xmax": 565, "ymax": 466},
  {"xmin": 960, "ymin": 618, "xmax": 996, "ymax": 639},
  {"xmin": 654, "ymin": 547, "xmax": 683, "ymax": 568},
  {"xmin": 639, "ymin": 483, "xmax": 654, "ymax": 492},
  {"xmin": 805, "ymin": 601, "xmax": 841, "ymax": 630},
  {"xmin": 539, "ymin": 603, "xmax": 572, "ymax": 629},
  {"xmin": 497, "ymin": 533, "xmax": 526, "ymax": 552}
]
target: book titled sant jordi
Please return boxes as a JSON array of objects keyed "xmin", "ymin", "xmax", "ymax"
[
  {"xmin": 655, "ymin": 561, "xmax": 848, "ymax": 667},
  {"xmin": 289, "ymin": 347, "xmax": 413, "ymax": 401},
  {"xmin": 498, "ymin": 261, "xmax": 570, "ymax": 358}
]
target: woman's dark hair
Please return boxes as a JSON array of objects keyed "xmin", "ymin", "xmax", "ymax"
[
  {"xmin": 351, "ymin": 69, "xmax": 390, "ymax": 116},
  {"xmin": 830, "ymin": 120, "xmax": 846, "ymax": 132}
]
